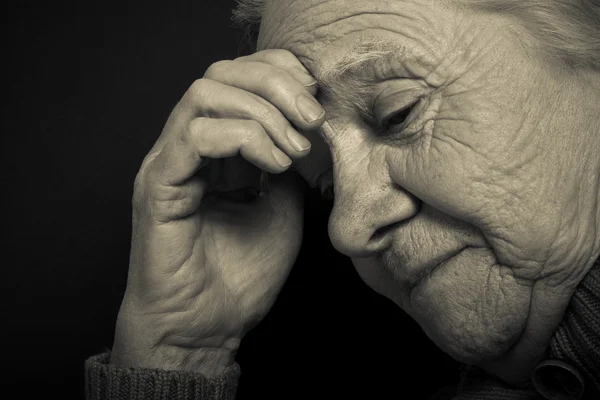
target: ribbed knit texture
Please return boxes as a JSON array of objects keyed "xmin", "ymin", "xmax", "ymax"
[
  {"xmin": 548, "ymin": 256, "xmax": 600, "ymax": 398},
  {"xmin": 84, "ymin": 352, "xmax": 240, "ymax": 400}
]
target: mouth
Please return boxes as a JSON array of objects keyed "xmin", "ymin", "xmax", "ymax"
[{"xmin": 403, "ymin": 246, "xmax": 469, "ymax": 291}]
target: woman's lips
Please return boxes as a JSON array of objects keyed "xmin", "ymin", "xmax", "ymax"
[{"xmin": 404, "ymin": 246, "xmax": 469, "ymax": 291}]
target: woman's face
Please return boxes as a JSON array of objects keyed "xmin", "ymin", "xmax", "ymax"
[{"xmin": 258, "ymin": 0, "xmax": 600, "ymax": 385}]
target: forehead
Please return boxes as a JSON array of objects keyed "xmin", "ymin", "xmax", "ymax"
[{"xmin": 257, "ymin": 0, "xmax": 457, "ymax": 80}]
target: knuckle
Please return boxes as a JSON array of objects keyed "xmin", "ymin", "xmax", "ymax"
[
  {"xmin": 187, "ymin": 78, "xmax": 210, "ymax": 101},
  {"xmin": 261, "ymin": 48, "xmax": 297, "ymax": 65},
  {"xmin": 185, "ymin": 118, "xmax": 210, "ymax": 152},
  {"xmin": 260, "ymin": 69, "xmax": 291, "ymax": 90},
  {"xmin": 203, "ymin": 59, "xmax": 233, "ymax": 78},
  {"xmin": 243, "ymin": 99, "xmax": 287, "ymax": 138},
  {"xmin": 244, "ymin": 120, "xmax": 265, "ymax": 142},
  {"xmin": 248, "ymin": 99, "xmax": 273, "ymax": 122},
  {"xmin": 186, "ymin": 117, "xmax": 202, "ymax": 136}
]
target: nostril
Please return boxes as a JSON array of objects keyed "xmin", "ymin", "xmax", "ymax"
[
  {"xmin": 370, "ymin": 219, "xmax": 407, "ymax": 243},
  {"xmin": 371, "ymin": 224, "xmax": 395, "ymax": 242}
]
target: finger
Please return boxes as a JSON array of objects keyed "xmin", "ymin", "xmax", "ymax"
[
  {"xmin": 149, "ymin": 118, "xmax": 292, "ymax": 187},
  {"xmin": 203, "ymin": 59, "xmax": 325, "ymax": 131},
  {"xmin": 236, "ymin": 49, "xmax": 318, "ymax": 96},
  {"xmin": 181, "ymin": 78, "xmax": 312, "ymax": 158}
]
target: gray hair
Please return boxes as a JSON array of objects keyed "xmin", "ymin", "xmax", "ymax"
[
  {"xmin": 231, "ymin": 0, "xmax": 266, "ymax": 54},
  {"xmin": 231, "ymin": 0, "xmax": 600, "ymax": 72}
]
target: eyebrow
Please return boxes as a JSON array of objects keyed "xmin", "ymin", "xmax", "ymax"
[
  {"xmin": 312, "ymin": 38, "xmax": 410, "ymax": 89},
  {"xmin": 301, "ymin": 38, "xmax": 416, "ymax": 123}
]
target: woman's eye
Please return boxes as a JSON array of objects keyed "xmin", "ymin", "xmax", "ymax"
[
  {"xmin": 387, "ymin": 107, "xmax": 412, "ymax": 125},
  {"xmin": 376, "ymin": 97, "xmax": 425, "ymax": 136},
  {"xmin": 382, "ymin": 105, "xmax": 414, "ymax": 131}
]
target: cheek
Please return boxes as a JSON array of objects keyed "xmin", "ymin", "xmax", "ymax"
[
  {"xmin": 386, "ymin": 110, "xmax": 560, "ymax": 279},
  {"xmin": 385, "ymin": 85, "xmax": 528, "ymax": 235},
  {"xmin": 406, "ymin": 247, "xmax": 532, "ymax": 364},
  {"xmin": 386, "ymin": 132, "xmax": 485, "ymax": 224}
]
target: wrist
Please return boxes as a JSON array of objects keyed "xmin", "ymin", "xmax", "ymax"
[{"xmin": 110, "ymin": 343, "xmax": 236, "ymax": 378}]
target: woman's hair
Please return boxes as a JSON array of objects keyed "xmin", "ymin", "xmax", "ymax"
[
  {"xmin": 231, "ymin": 0, "xmax": 600, "ymax": 72},
  {"xmin": 231, "ymin": 0, "xmax": 266, "ymax": 55}
]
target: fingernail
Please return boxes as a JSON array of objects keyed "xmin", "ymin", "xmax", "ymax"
[
  {"xmin": 272, "ymin": 147, "xmax": 292, "ymax": 168},
  {"xmin": 287, "ymin": 127, "xmax": 311, "ymax": 152},
  {"xmin": 296, "ymin": 95, "xmax": 325, "ymax": 123}
]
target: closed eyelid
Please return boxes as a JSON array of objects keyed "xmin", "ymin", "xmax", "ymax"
[{"xmin": 372, "ymin": 83, "xmax": 428, "ymax": 116}]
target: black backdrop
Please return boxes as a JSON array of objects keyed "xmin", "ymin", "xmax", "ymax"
[{"xmin": 3, "ymin": 1, "xmax": 460, "ymax": 398}]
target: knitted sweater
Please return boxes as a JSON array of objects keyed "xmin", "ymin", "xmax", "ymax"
[{"xmin": 85, "ymin": 258, "xmax": 600, "ymax": 400}]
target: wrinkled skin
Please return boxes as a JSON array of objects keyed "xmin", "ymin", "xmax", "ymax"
[{"xmin": 258, "ymin": 0, "xmax": 600, "ymax": 385}]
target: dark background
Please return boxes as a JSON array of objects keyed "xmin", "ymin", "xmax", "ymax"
[{"xmin": 3, "ymin": 1, "xmax": 459, "ymax": 398}]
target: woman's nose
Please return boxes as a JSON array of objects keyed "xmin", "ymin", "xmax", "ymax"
[
  {"xmin": 327, "ymin": 176, "xmax": 419, "ymax": 258},
  {"xmin": 320, "ymin": 120, "xmax": 419, "ymax": 258}
]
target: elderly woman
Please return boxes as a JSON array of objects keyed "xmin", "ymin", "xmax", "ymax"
[{"xmin": 85, "ymin": 0, "xmax": 600, "ymax": 399}]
